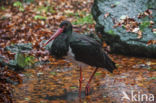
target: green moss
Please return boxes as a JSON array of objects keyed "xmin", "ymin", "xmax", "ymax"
[
  {"xmin": 95, "ymin": 72, "xmax": 102, "ymax": 76},
  {"xmin": 34, "ymin": 15, "xmax": 47, "ymax": 20},
  {"xmin": 66, "ymin": 13, "xmax": 74, "ymax": 17},
  {"xmin": 15, "ymin": 53, "xmax": 35, "ymax": 68},
  {"xmin": 25, "ymin": 56, "xmax": 35, "ymax": 65},
  {"xmin": 140, "ymin": 21, "xmax": 151, "ymax": 31},
  {"xmin": 70, "ymin": 86, "xmax": 77, "ymax": 89},
  {"xmin": 13, "ymin": 1, "xmax": 24, "ymax": 11},
  {"xmin": 23, "ymin": 0, "xmax": 34, "ymax": 3},
  {"xmin": 149, "ymin": 77, "xmax": 156, "ymax": 80},
  {"xmin": 115, "ymin": 1, "xmax": 120, "ymax": 5},
  {"xmin": 13, "ymin": 1, "xmax": 22, "ymax": 7},
  {"xmin": 50, "ymin": 72, "xmax": 56, "ymax": 75},
  {"xmin": 0, "ymin": 6, "xmax": 6, "ymax": 10},
  {"xmin": 107, "ymin": 30, "xmax": 115, "ymax": 35},
  {"xmin": 72, "ymin": 14, "xmax": 94, "ymax": 25},
  {"xmin": 36, "ymin": 6, "xmax": 55, "ymax": 14}
]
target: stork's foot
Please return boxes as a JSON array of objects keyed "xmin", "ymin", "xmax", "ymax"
[{"xmin": 85, "ymin": 84, "xmax": 90, "ymax": 95}]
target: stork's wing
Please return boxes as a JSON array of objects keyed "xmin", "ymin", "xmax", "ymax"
[{"xmin": 70, "ymin": 33, "xmax": 116, "ymax": 72}]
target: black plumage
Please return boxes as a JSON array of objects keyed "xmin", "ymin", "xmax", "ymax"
[
  {"xmin": 49, "ymin": 33, "xmax": 70, "ymax": 58},
  {"xmin": 45, "ymin": 20, "xmax": 116, "ymax": 96},
  {"xmin": 70, "ymin": 33, "xmax": 116, "ymax": 72},
  {"xmin": 49, "ymin": 21, "xmax": 116, "ymax": 72}
]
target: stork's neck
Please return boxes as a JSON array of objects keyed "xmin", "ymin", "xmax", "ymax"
[{"xmin": 63, "ymin": 29, "xmax": 72, "ymax": 40}]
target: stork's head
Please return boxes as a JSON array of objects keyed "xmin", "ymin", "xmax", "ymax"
[
  {"xmin": 44, "ymin": 20, "xmax": 72, "ymax": 46},
  {"xmin": 60, "ymin": 20, "xmax": 72, "ymax": 33}
]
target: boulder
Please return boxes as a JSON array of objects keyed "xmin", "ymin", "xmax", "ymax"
[{"xmin": 92, "ymin": 0, "xmax": 156, "ymax": 58}]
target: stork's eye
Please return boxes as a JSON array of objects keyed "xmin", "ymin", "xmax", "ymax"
[
  {"xmin": 63, "ymin": 23, "xmax": 68, "ymax": 27},
  {"xmin": 60, "ymin": 23, "xmax": 67, "ymax": 28}
]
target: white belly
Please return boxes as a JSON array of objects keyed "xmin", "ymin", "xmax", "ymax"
[{"xmin": 65, "ymin": 46, "xmax": 89, "ymax": 68}]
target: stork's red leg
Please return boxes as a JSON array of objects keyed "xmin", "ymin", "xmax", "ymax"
[
  {"xmin": 79, "ymin": 66, "xmax": 82, "ymax": 98},
  {"xmin": 85, "ymin": 67, "xmax": 98, "ymax": 95}
]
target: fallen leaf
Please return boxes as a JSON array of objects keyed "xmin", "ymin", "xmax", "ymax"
[
  {"xmin": 104, "ymin": 12, "xmax": 110, "ymax": 18},
  {"xmin": 137, "ymin": 30, "xmax": 142, "ymax": 39},
  {"xmin": 132, "ymin": 27, "xmax": 139, "ymax": 33},
  {"xmin": 152, "ymin": 29, "xmax": 156, "ymax": 34},
  {"xmin": 147, "ymin": 40, "xmax": 156, "ymax": 45}
]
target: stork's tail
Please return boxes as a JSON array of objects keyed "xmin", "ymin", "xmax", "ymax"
[{"xmin": 103, "ymin": 52, "xmax": 117, "ymax": 73}]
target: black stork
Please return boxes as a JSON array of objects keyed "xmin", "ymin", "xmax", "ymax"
[{"xmin": 44, "ymin": 20, "xmax": 116, "ymax": 97}]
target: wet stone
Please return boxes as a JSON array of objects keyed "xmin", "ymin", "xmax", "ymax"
[{"xmin": 92, "ymin": 0, "xmax": 156, "ymax": 58}]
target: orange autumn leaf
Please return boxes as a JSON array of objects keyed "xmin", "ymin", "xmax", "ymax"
[
  {"xmin": 147, "ymin": 40, "xmax": 156, "ymax": 45},
  {"xmin": 137, "ymin": 30, "xmax": 142, "ymax": 39},
  {"xmin": 104, "ymin": 12, "xmax": 110, "ymax": 18}
]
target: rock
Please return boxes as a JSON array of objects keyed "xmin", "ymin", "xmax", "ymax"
[
  {"xmin": 92, "ymin": 0, "xmax": 156, "ymax": 58},
  {"xmin": 0, "ymin": 55, "xmax": 18, "ymax": 70},
  {"xmin": 2, "ymin": 43, "xmax": 34, "ymax": 70},
  {"xmin": 5, "ymin": 43, "xmax": 32, "ymax": 53}
]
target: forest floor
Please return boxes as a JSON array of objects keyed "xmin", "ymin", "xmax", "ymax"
[{"xmin": 0, "ymin": 0, "xmax": 155, "ymax": 103}]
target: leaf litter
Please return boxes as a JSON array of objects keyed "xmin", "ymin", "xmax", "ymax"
[{"xmin": 0, "ymin": 0, "xmax": 155, "ymax": 103}]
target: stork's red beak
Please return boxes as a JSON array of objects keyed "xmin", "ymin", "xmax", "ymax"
[{"xmin": 44, "ymin": 27, "xmax": 64, "ymax": 46}]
